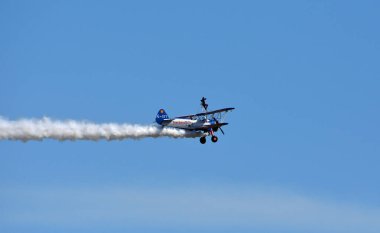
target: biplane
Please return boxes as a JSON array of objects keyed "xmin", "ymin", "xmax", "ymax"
[{"xmin": 155, "ymin": 97, "xmax": 235, "ymax": 144}]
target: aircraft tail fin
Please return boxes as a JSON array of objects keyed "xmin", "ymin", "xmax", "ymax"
[{"xmin": 156, "ymin": 109, "xmax": 169, "ymax": 124}]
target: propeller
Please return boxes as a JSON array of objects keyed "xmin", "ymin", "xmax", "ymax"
[
  {"xmin": 219, "ymin": 126, "xmax": 225, "ymax": 135},
  {"xmin": 212, "ymin": 117, "xmax": 225, "ymax": 135}
]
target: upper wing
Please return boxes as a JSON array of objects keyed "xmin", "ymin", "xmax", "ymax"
[{"xmin": 177, "ymin": 107, "xmax": 235, "ymax": 119}]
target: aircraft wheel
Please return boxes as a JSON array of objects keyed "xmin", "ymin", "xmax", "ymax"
[
  {"xmin": 200, "ymin": 137, "xmax": 206, "ymax": 144},
  {"xmin": 211, "ymin": 136, "xmax": 218, "ymax": 143}
]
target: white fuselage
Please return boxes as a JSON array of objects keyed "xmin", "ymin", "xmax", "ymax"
[{"xmin": 165, "ymin": 118, "xmax": 213, "ymax": 130}]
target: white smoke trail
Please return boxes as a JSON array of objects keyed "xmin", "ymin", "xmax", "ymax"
[{"xmin": 0, "ymin": 117, "xmax": 204, "ymax": 141}]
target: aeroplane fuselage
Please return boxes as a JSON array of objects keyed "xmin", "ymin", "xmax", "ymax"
[{"xmin": 160, "ymin": 118, "xmax": 227, "ymax": 131}]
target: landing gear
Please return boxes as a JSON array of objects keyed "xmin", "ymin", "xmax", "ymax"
[{"xmin": 199, "ymin": 135, "xmax": 218, "ymax": 144}]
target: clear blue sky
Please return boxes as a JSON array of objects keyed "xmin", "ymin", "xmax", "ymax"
[{"xmin": 1, "ymin": 1, "xmax": 379, "ymax": 233}]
